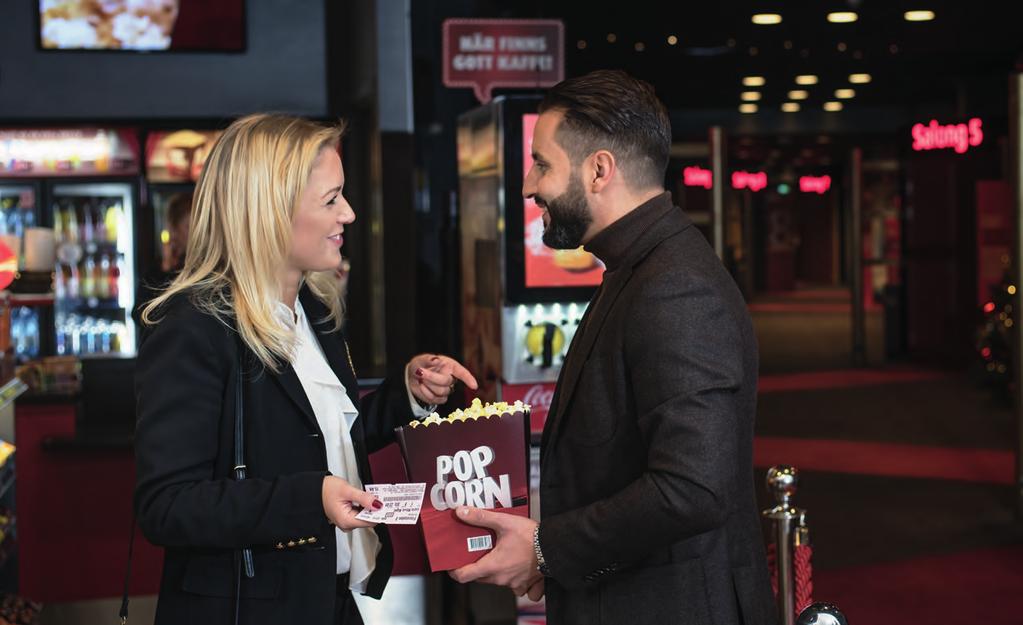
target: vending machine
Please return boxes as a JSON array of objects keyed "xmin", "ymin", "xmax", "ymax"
[
  {"xmin": 0, "ymin": 128, "xmax": 140, "ymax": 359},
  {"xmin": 142, "ymin": 129, "xmax": 222, "ymax": 278},
  {"xmin": 457, "ymin": 97, "xmax": 602, "ymax": 436}
]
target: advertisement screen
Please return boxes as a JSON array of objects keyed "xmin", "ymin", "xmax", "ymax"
[
  {"xmin": 39, "ymin": 0, "xmax": 245, "ymax": 51},
  {"xmin": 522, "ymin": 113, "xmax": 604, "ymax": 288},
  {"xmin": 145, "ymin": 129, "xmax": 222, "ymax": 182}
]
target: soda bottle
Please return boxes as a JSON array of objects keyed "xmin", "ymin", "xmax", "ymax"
[
  {"xmin": 67, "ymin": 262, "xmax": 79, "ymax": 299},
  {"xmin": 81, "ymin": 256, "xmax": 95, "ymax": 299},
  {"xmin": 81, "ymin": 200, "xmax": 94, "ymax": 246},
  {"xmin": 96, "ymin": 253, "xmax": 110, "ymax": 298},
  {"xmin": 108, "ymin": 254, "xmax": 120, "ymax": 299},
  {"xmin": 105, "ymin": 202, "xmax": 120, "ymax": 243},
  {"xmin": 66, "ymin": 202, "xmax": 79, "ymax": 245},
  {"xmin": 94, "ymin": 200, "xmax": 107, "ymax": 242}
]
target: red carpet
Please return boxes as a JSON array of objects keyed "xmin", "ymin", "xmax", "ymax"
[
  {"xmin": 813, "ymin": 547, "xmax": 1023, "ymax": 625},
  {"xmin": 759, "ymin": 368, "xmax": 952, "ymax": 393},
  {"xmin": 754, "ymin": 437, "xmax": 1014, "ymax": 485}
]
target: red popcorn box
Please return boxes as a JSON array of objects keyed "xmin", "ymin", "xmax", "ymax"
[{"xmin": 395, "ymin": 400, "xmax": 531, "ymax": 572}]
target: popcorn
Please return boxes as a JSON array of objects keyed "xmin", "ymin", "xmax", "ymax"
[{"xmin": 410, "ymin": 398, "xmax": 530, "ymax": 427}]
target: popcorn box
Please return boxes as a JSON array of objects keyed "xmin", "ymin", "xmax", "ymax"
[{"xmin": 395, "ymin": 400, "xmax": 531, "ymax": 572}]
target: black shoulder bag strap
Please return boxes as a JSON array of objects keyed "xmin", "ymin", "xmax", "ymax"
[
  {"xmin": 119, "ymin": 341, "xmax": 256, "ymax": 625},
  {"xmin": 233, "ymin": 342, "xmax": 256, "ymax": 625}
]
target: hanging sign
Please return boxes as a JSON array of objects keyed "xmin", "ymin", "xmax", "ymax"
[
  {"xmin": 443, "ymin": 19, "xmax": 564, "ymax": 103},
  {"xmin": 732, "ymin": 170, "xmax": 768, "ymax": 191},
  {"xmin": 799, "ymin": 175, "xmax": 832, "ymax": 194},
  {"xmin": 911, "ymin": 118, "xmax": 983, "ymax": 154}
]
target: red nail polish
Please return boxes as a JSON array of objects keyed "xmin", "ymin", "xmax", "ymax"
[
  {"xmin": 372, "ymin": 499, "xmax": 384, "ymax": 510},
  {"xmin": 415, "ymin": 368, "xmax": 424, "ymax": 377}
]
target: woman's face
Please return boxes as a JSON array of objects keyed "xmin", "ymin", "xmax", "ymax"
[{"xmin": 288, "ymin": 147, "xmax": 354, "ymax": 274}]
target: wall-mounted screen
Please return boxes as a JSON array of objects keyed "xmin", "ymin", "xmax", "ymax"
[{"xmin": 39, "ymin": 0, "xmax": 245, "ymax": 51}]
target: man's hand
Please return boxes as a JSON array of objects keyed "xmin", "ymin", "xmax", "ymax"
[{"xmin": 449, "ymin": 506, "xmax": 543, "ymax": 596}]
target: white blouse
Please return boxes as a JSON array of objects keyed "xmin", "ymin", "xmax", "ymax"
[{"xmin": 274, "ymin": 297, "xmax": 431, "ymax": 592}]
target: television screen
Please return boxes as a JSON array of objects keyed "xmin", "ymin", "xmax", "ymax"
[
  {"xmin": 521, "ymin": 113, "xmax": 604, "ymax": 289},
  {"xmin": 39, "ymin": 0, "xmax": 245, "ymax": 51}
]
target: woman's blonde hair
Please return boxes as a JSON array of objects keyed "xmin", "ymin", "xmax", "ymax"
[{"xmin": 142, "ymin": 113, "xmax": 347, "ymax": 371}]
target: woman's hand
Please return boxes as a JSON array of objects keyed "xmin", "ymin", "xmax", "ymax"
[
  {"xmin": 321, "ymin": 476, "xmax": 381, "ymax": 531},
  {"xmin": 406, "ymin": 354, "xmax": 479, "ymax": 407}
]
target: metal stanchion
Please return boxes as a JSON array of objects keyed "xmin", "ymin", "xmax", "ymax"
[
  {"xmin": 797, "ymin": 602, "xmax": 848, "ymax": 625},
  {"xmin": 763, "ymin": 466, "xmax": 804, "ymax": 625}
]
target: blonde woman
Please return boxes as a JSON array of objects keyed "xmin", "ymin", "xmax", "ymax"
[{"xmin": 134, "ymin": 114, "xmax": 476, "ymax": 625}]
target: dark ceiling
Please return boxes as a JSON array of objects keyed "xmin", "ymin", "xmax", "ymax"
[{"xmin": 478, "ymin": 0, "xmax": 1023, "ymax": 116}]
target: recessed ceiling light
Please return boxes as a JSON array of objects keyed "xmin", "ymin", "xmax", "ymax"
[
  {"xmin": 835, "ymin": 88, "xmax": 856, "ymax": 99},
  {"xmin": 796, "ymin": 75, "xmax": 819, "ymax": 85},
  {"xmin": 788, "ymin": 90, "xmax": 809, "ymax": 100},
  {"xmin": 837, "ymin": 42, "xmax": 848, "ymax": 52},
  {"xmin": 827, "ymin": 12, "xmax": 858, "ymax": 23},
  {"xmin": 743, "ymin": 76, "xmax": 766, "ymax": 87},
  {"xmin": 577, "ymin": 40, "xmax": 587, "ymax": 50},
  {"xmin": 606, "ymin": 33, "xmax": 617, "ymax": 43},
  {"xmin": 823, "ymin": 101, "xmax": 843, "ymax": 112},
  {"xmin": 741, "ymin": 91, "xmax": 762, "ymax": 101},
  {"xmin": 752, "ymin": 13, "xmax": 783, "ymax": 25},
  {"xmin": 782, "ymin": 102, "xmax": 800, "ymax": 112},
  {"xmin": 904, "ymin": 10, "xmax": 936, "ymax": 22},
  {"xmin": 667, "ymin": 35, "xmax": 678, "ymax": 46},
  {"xmin": 849, "ymin": 73, "xmax": 872, "ymax": 84},
  {"xmin": 740, "ymin": 104, "xmax": 758, "ymax": 113},
  {"xmin": 634, "ymin": 42, "xmax": 646, "ymax": 52}
]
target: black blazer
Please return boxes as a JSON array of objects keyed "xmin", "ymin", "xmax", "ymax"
[
  {"xmin": 537, "ymin": 195, "xmax": 778, "ymax": 625},
  {"xmin": 134, "ymin": 286, "xmax": 414, "ymax": 625}
]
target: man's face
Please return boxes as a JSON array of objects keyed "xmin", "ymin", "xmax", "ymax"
[{"xmin": 523, "ymin": 110, "xmax": 593, "ymax": 249}]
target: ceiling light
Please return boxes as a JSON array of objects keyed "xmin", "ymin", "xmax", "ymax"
[
  {"xmin": 577, "ymin": 40, "xmax": 587, "ymax": 50},
  {"xmin": 835, "ymin": 88, "xmax": 856, "ymax": 99},
  {"xmin": 823, "ymin": 101, "xmax": 843, "ymax": 112},
  {"xmin": 606, "ymin": 33, "xmax": 617, "ymax": 43},
  {"xmin": 782, "ymin": 102, "xmax": 800, "ymax": 112},
  {"xmin": 667, "ymin": 35, "xmax": 678, "ymax": 46},
  {"xmin": 739, "ymin": 104, "xmax": 758, "ymax": 113},
  {"xmin": 795, "ymin": 75, "xmax": 819, "ymax": 85},
  {"xmin": 849, "ymin": 73, "xmax": 872, "ymax": 84},
  {"xmin": 752, "ymin": 13, "xmax": 783, "ymax": 25},
  {"xmin": 634, "ymin": 42, "xmax": 646, "ymax": 52},
  {"xmin": 827, "ymin": 12, "xmax": 858, "ymax": 23},
  {"xmin": 743, "ymin": 76, "xmax": 766, "ymax": 87},
  {"xmin": 904, "ymin": 10, "xmax": 936, "ymax": 22},
  {"xmin": 788, "ymin": 90, "xmax": 809, "ymax": 100},
  {"xmin": 741, "ymin": 91, "xmax": 762, "ymax": 101}
]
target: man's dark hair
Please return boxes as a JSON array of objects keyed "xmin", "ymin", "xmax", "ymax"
[
  {"xmin": 539, "ymin": 69, "xmax": 671, "ymax": 190},
  {"xmin": 166, "ymin": 192, "xmax": 193, "ymax": 228}
]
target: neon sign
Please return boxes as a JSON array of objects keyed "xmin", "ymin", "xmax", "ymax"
[
  {"xmin": 911, "ymin": 118, "xmax": 983, "ymax": 154},
  {"xmin": 683, "ymin": 166, "xmax": 712, "ymax": 189},
  {"xmin": 731, "ymin": 170, "xmax": 767, "ymax": 192},
  {"xmin": 799, "ymin": 175, "xmax": 831, "ymax": 194}
]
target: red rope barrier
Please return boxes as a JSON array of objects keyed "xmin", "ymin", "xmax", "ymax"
[{"xmin": 794, "ymin": 543, "xmax": 813, "ymax": 614}]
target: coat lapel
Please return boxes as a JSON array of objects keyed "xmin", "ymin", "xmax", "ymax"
[
  {"xmin": 270, "ymin": 362, "xmax": 322, "ymax": 433},
  {"xmin": 540, "ymin": 206, "xmax": 693, "ymax": 460},
  {"xmin": 541, "ymin": 264, "xmax": 633, "ymax": 457}
]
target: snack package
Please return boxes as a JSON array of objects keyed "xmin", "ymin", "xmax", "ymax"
[{"xmin": 395, "ymin": 399, "xmax": 530, "ymax": 571}]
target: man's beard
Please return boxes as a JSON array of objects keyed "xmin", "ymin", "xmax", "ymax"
[{"xmin": 539, "ymin": 174, "xmax": 592, "ymax": 250}]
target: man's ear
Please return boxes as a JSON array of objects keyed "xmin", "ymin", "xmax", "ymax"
[{"xmin": 589, "ymin": 150, "xmax": 616, "ymax": 193}]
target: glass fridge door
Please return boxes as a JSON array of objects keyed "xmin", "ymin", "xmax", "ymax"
[
  {"xmin": 0, "ymin": 185, "xmax": 41, "ymax": 363},
  {"xmin": 51, "ymin": 182, "xmax": 135, "ymax": 357}
]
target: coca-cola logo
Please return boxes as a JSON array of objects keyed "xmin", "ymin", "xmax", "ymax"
[{"xmin": 522, "ymin": 385, "xmax": 554, "ymax": 411}]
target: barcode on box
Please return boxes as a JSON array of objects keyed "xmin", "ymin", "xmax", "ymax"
[{"xmin": 467, "ymin": 535, "xmax": 493, "ymax": 552}]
